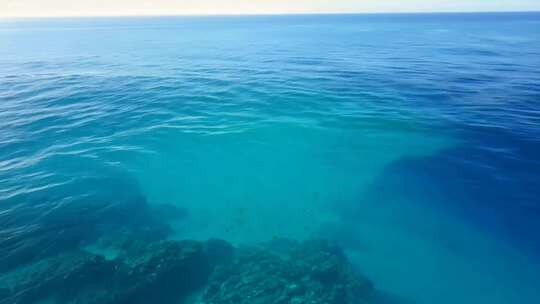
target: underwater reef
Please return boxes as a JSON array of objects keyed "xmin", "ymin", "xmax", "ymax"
[
  {"xmin": 0, "ymin": 188, "xmax": 399, "ymax": 304},
  {"xmin": 202, "ymin": 239, "xmax": 375, "ymax": 304},
  {"xmin": 0, "ymin": 236, "xmax": 391, "ymax": 304}
]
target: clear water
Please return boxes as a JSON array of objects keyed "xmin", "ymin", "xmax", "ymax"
[{"xmin": 1, "ymin": 13, "xmax": 540, "ymax": 303}]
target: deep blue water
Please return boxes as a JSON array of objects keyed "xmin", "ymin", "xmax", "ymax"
[{"xmin": 1, "ymin": 12, "xmax": 540, "ymax": 303}]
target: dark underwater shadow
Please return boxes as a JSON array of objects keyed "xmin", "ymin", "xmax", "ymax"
[
  {"xmin": 328, "ymin": 125, "xmax": 540, "ymax": 259},
  {"xmin": 0, "ymin": 170, "xmax": 189, "ymax": 275},
  {"xmin": 314, "ymin": 127, "xmax": 540, "ymax": 304}
]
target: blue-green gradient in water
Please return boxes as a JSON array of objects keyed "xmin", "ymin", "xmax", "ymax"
[{"xmin": 1, "ymin": 13, "xmax": 540, "ymax": 303}]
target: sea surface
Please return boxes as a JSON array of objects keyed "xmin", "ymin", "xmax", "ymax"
[{"xmin": 1, "ymin": 12, "xmax": 540, "ymax": 303}]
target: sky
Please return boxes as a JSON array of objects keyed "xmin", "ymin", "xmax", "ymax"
[{"xmin": 1, "ymin": 0, "xmax": 540, "ymax": 18}]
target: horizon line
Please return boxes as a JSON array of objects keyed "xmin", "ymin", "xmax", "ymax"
[{"xmin": 1, "ymin": 9, "xmax": 539, "ymax": 20}]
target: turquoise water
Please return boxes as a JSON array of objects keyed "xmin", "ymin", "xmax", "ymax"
[{"xmin": 1, "ymin": 13, "xmax": 540, "ymax": 303}]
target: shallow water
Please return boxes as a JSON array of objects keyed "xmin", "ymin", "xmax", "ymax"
[{"xmin": 1, "ymin": 13, "xmax": 540, "ymax": 303}]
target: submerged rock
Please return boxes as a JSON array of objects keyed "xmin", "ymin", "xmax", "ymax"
[
  {"xmin": 115, "ymin": 240, "xmax": 212, "ymax": 304},
  {"xmin": 1, "ymin": 238, "xmax": 389, "ymax": 304},
  {"xmin": 1, "ymin": 241, "xmax": 215, "ymax": 304},
  {"xmin": 200, "ymin": 239, "xmax": 374, "ymax": 304},
  {"xmin": 203, "ymin": 238, "xmax": 236, "ymax": 267},
  {"xmin": 0, "ymin": 252, "xmax": 121, "ymax": 304},
  {"xmin": 0, "ymin": 195, "xmax": 174, "ymax": 275}
]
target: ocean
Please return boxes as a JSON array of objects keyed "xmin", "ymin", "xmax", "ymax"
[{"xmin": 1, "ymin": 12, "xmax": 540, "ymax": 304}]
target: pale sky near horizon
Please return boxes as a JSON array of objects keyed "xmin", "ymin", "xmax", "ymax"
[{"xmin": 1, "ymin": 0, "xmax": 539, "ymax": 18}]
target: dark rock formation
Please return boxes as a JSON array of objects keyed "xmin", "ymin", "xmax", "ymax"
[
  {"xmin": 1, "ymin": 252, "xmax": 120, "ymax": 304},
  {"xmin": 201, "ymin": 239, "xmax": 375, "ymax": 304},
  {"xmin": 1, "ymin": 238, "xmax": 390, "ymax": 304},
  {"xmin": 203, "ymin": 238, "xmax": 236, "ymax": 267},
  {"xmin": 0, "ymin": 195, "xmax": 173, "ymax": 274},
  {"xmin": 1, "ymin": 241, "xmax": 214, "ymax": 304}
]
